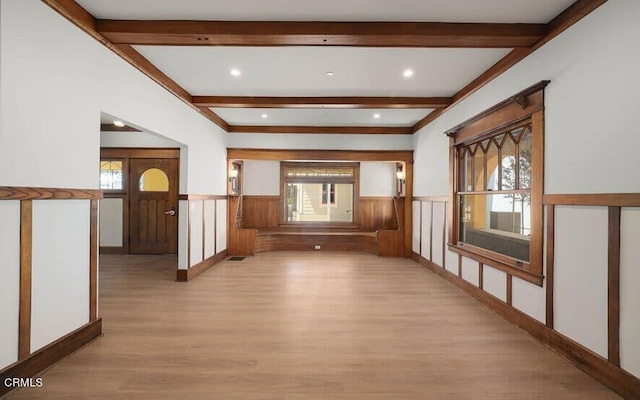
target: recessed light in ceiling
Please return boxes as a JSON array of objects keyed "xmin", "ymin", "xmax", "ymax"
[
  {"xmin": 326, "ymin": 71, "xmax": 334, "ymax": 77},
  {"xmin": 113, "ymin": 120, "xmax": 125, "ymax": 127},
  {"xmin": 261, "ymin": 113, "xmax": 268, "ymax": 119},
  {"xmin": 230, "ymin": 68, "xmax": 241, "ymax": 77},
  {"xmin": 373, "ymin": 113, "xmax": 381, "ymax": 119},
  {"xmin": 403, "ymin": 69, "xmax": 414, "ymax": 78}
]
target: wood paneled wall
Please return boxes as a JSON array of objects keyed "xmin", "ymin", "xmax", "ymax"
[
  {"xmin": 377, "ymin": 197, "xmax": 404, "ymax": 257},
  {"xmin": 412, "ymin": 193, "xmax": 640, "ymax": 399},
  {"xmin": 359, "ymin": 197, "xmax": 398, "ymax": 231},
  {"xmin": 0, "ymin": 186, "xmax": 103, "ymax": 397},
  {"xmin": 242, "ymin": 196, "xmax": 280, "ymax": 228},
  {"xmin": 240, "ymin": 195, "xmax": 398, "ymax": 230},
  {"xmin": 228, "ymin": 196, "xmax": 258, "ymax": 256}
]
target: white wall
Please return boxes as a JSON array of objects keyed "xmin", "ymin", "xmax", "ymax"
[
  {"xmin": 413, "ymin": 0, "xmax": 640, "ymax": 196},
  {"xmin": 411, "ymin": 0, "xmax": 640, "ymax": 377},
  {"xmin": 0, "ymin": 0, "xmax": 228, "ymax": 357},
  {"xmin": 99, "ymin": 198, "xmax": 123, "ymax": 247},
  {"xmin": 100, "ymin": 131, "xmax": 183, "ymax": 148},
  {"xmin": 0, "ymin": 0, "xmax": 226, "ymax": 194},
  {"xmin": 0, "ymin": 201, "xmax": 20, "ymax": 370},
  {"xmin": 228, "ymin": 133, "xmax": 412, "ymax": 151},
  {"xmin": 243, "ymin": 160, "xmax": 281, "ymax": 196},
  {"xmin": 360, "ymin": 162, "xmax": 396, "ymax": 197},
  {"xmin": 242, "ymin": 160, "xmax": 397, "ymax": 198}
]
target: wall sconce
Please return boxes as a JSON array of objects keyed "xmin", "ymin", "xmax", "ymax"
[
  {"xmin": 228, "ymin": 166, "xmax": 238, "ymax": 181},
  {"xmin": 396, "ymin": 167, "xmax": 406, "ymax": 183},
  {"xmin": 396, "ymin": 163, "xmax": 405, "ymax": 197},
  {"xmin": 228, "ymin": 164, "xmax": 240, "ymax": 194}
]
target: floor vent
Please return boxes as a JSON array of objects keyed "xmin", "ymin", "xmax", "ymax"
[{"xmin": 228, "ymin": 256, "xmax": 246, "ymax": 261}]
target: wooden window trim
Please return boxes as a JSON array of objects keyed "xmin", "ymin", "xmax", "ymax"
[
  {"xmin": 100, "ymin": 158, "xmax": 126, "ymax": 194},
  {"xmin": 280, "ymin": 162, "xmax": 360, "ymax": 227},
  {"xmin": 447, "ymin": 81, "xmax": 548, "ymax": 286}
]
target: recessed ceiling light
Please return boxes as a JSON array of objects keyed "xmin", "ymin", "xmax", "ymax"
[
  {"xmin": 403, "ymin": 69, "xmax": 414, "ymax": 78},
  {"xmin": 113, "ymin": 120, "xmax": 125, "ymax": 127},
  {"xmin": 261, "ymin": 113, "xmax": 268, "ymax": 119},
  {"xmin": 373, "ymin": 113, "xmax": 381, "ymax": 119},
  {"xmin": 326, "ymin": 71, "xmax": 334, "ymax": 77},
  {"xmin": 230, "ymin": 68, "xmax": 241, "ymax": 77}
]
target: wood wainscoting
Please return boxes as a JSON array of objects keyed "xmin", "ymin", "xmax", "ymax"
[
  {"xmin": 411, "ymin": 193, "xmax": 640, "ymax": 399},
  {"xmin": 177, "ymin": 194, "xmax": 228, "ymax": 281},
  {"xmin": 229, "ymin": 195, "xmax": 405, "ymax": 257},
  {"xmin": 0, "ymin": 186, "xmax": 103, "ymax": 398}
]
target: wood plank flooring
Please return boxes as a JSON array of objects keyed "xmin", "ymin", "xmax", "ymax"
[{"xmin": 8, "ymin": 252, "xmax": 619, "ymax": 399}]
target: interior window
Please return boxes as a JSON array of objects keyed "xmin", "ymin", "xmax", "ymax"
[
  {"xmin": 139, "ymin": 168, "xmax": 169, "ymax": 192},
  {"xmin": 100, "ymin": 160, "xmax": 123, "ymax": 190},
  {"xmin": 448, "ymin": 81, "xmax": 547, "ymax": 283},
  {"xmin": 282, "ymin": 163, "xmax": 359, "ymax": 225},
  {"xmin": 458, "ymin": 124, "xmax": 532, "ymax": 261}
]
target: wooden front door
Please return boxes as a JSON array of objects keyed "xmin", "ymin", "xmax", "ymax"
[{"xmin": 129, "ymin": 158, "xmax": 179, "ymax": 254}]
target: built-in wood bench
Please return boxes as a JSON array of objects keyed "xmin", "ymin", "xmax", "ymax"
[
  {"xmin": 228, "ymin": 196, "xmax": 406, "ymax": 257},
  {"xmin": 254, "ymin": 228, "xmax": 380, "ymax": 254}
]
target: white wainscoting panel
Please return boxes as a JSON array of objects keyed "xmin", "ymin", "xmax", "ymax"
[
  {"xmin": 203, "ymin": 200, "xmax": 216, "ymax": 259},
  {"xmin": 431, "ymin": 202, "xmax": 445, "ymax": 267},
  {"xmin": 420, "ymin": 202, "xmax": 432, "ymax": 260},
  {"xmin": 412, "ymin": 201, "xmax": 421, "ymax": 253},
  {"xmin": 216, "ymin": 199, "xmax": 227, "ymax": 252},
  {"xmin": 512, "ymin": 276, "xmax": 545, "ymax": 324},
  {"xmin": 98, "ymin": 198, "xmax": 122, "ymax": 247},
  {"xmin": 177, "ymin": 200, "xmax": 188, "ymax": 269},
  {"xmin": 554, "ymin": 206, "xmax": 608, "ymax": 357},
  {"xmin": 0, "ymin": 201, "xmax": 20, "ymax": 369},
  {"xmin": 189, "ymin": 200, "xmax": 204, "ymax": 267},
  {"xmin": 460, "ymin": 256, "xmax": 479, "ymax": 286},
  {"xmin": 445, "ymin": 250, "xmax": 458, "ymax": 274},
  {"xmin": 620, "ymin": 207, "xmax": 640, "ymax": 378},
  {"xmin": 31, "ymin": 200, "xmax": 90, "ymax": 352},
  {"xmin": 483, "ymin": 266, "xmax": 507, "ymax": 302}
]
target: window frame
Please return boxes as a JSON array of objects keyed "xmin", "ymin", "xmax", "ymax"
[
  {"xmin": 446, "ymin": 81, "xmax": 548, "ymax": 286},
  {"xmin": 100, "ymin": 158, "xmax": 126, "ymax": 193},
  {"xmin": 280, "ymin": 162, "xmax": 360, "ymax": 227}
]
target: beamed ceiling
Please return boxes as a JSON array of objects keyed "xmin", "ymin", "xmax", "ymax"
[{"xmin": 44, "ymin": 0, "xmax": 607, "ymax": 135}]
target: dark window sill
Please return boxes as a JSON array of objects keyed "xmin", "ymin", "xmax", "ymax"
[{"xmin": 448, "ymin": 243, "xmax": 543, "ymax": 287}]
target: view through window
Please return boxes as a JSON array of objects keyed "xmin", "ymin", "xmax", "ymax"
[{"xmin": 282, "ymin": 163, "xmax": 358, "ymax": 224}]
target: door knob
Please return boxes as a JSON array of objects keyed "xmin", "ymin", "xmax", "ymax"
[{"xmin": 164, "ymin": 208, "xmax": 176, "ymax": 216}]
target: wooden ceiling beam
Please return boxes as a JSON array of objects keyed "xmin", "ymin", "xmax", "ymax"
[
  {"xmin": 194, "ymin": 96, "xmax": 450, "ymax": 109},
  {"xmin": 96, "ymin": 20, "xmax": 547, "ymax": 48},
  {"xmin": 228, "ymin": 125, "xmax": 412, "ymax": 135},
  {"xmin": 411, "ymin": 0, "xmax": 609, "ymax": 133},
  {"xmin": 227, "ymin": 148, "xmax": 414, "ymax": 162}
]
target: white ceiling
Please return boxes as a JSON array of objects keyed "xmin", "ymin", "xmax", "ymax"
[
  {"xmin": 78, "ymin": 0, "xmax": 574, "ymax": 23},
  {"xmin": 134, "ymin": 46, "xmax": 512, "ymax": 97},
  {"xmin": 213, "ymin": 108, "xmax": 432, "ymax": 127},
  {"xmin": 77, "ymin": 1, "xmax": 575, "ymax": 130}
]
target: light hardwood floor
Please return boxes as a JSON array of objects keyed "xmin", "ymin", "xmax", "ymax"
[{"xmin": 9, "ymin": 252, "xmax": 619, "ymax": 399}]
